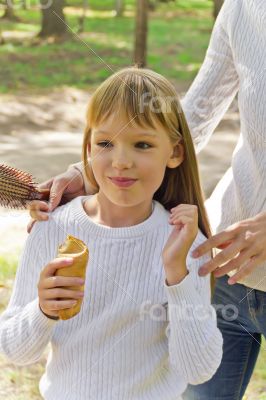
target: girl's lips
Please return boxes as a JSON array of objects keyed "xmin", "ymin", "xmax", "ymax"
[{"xmin": 109, "ymin": 177, "xmax": 137, "ymax": 187}]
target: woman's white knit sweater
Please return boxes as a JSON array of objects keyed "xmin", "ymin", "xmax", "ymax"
[
  {"xmin": 182, "ymin": 0, "xmax": 266, "ymax": 290},
  {"xmin": 0, "ymin": 196, "xmax": 222, "ymax": 400}
]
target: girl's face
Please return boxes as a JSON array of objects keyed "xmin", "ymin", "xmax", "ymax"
[{"xmin": 88, "ymin": 114, "xmax": 183, "ymax": 209}]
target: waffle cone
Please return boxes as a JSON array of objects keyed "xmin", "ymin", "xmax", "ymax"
[{"xmin": 56, "ymin": 235, "xmax": 89, "ymax": 320}]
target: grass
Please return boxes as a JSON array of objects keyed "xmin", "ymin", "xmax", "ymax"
[
  {"xmin": 0, "ymin": 253, "xmax": 266, "ymax": 398},
  {"xmin": 0, "ymin": 0, "xmax": 214, "ymax": 93}
]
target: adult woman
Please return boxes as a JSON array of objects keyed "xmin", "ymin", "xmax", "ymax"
[
  {"xmin": 182, "ymin": 0, "xmax": 266, "ymax": 398},
  {"xmin": 28, "ymin": 0, "xmax": 266, "ymax": 398}
]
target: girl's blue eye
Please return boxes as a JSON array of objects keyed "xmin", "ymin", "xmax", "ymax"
[
  {"xmin": 96, "ymin": 141, "xmax": 152, "ymax": 149},
  {"xmin": 97, "ymin": 141, "xmax": 112, "ymax": 148},
  {"xmin": 137, "ymin": 142, "xmax": 152, "ymax": 150}
]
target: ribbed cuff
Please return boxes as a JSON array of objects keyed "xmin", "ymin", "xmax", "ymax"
[
  {"xmin": 164, "ymin": 271, "xmax": 197, "ymax": 304},
  {"xmin": 39, "ymin": 304, "xmax": 59, "ymax": 321},
  {"xmin": 25, "ymin": 298, "xmax": 59, "ymax": 328},
  {"xmin": 163, "ymin": 272, "xmax": 214, "ymax": 325}
]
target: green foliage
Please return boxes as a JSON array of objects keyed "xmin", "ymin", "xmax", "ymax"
[
  {"xmin": 0, "ymin": 255, "xmax": 18, "ymax": 282},
  {"xmin": 0, "ymin": 1, "xmax": 213, "ymax": 92}
]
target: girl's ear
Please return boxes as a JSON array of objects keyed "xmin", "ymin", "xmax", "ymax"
[{"xmin": 167, "ymin": 143, "xmax": 184, "ymax": 169}]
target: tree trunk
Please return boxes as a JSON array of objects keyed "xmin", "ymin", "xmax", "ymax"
[
  {"xmin": 115, "ymin": 0, "xmax": 124, "ymax": 17},
  {"xmin": 39, "ymin": 0, "xmax": 67, "ymax": 38},
  {"xmin": 2, "ymin": 0, "xmax": 19, "ymax": 20},
  {"xmin": 213, "ymin": 0, "xmax": 224, "ymax": 19},
  {"xmin": 134, "ymin": 0, "xmax": 148, "ymax": 68},
  {"xmin": 77, "ymin": 0, "xmax": 89, "ymax": 33},
  {"xmin": 22, "ymin": 0, "xmax": 27, "ymax": 10}
]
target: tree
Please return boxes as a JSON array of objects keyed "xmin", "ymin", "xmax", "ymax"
[
  {"xmin": 133, "ymin": 0, "xmax": 175, "ymax": 67},
  {"xmin": 148, "ymin": 0, "xmax": 174, "ymax": 11},
  {"xmin": 77, "ymin": 0, "xmax": 89, "ymax": 34},
  {"xmin": 38, "ymin": 0, "xmax": 67, "ymax": 38},
  {"xmin": 1, "ymin": 0, "xmax": 19, "ymax": 21},
  {"xmin": 134, "ymin": 0, "xmax": 149, "ymax": 68},
  {"xmin": 213, "ymin": 0, "xmax": 224, "ymax": 19},
  {"xmin": 115, "ymin": 0, "xmax": 124, "ymax": 17}
]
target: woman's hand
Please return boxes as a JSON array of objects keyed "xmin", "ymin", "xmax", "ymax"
[
  {"xmin": 193, "ymin": 212, "xmax": 266, "ymax": 285},
  {"xmin": 38, "ymin": 257, "xmax": 85, "ymax": 319},
  {"xmin": 162, "ymin": 204, "xmax": 198, "ymax": 286},
  {"xmin": 27, "ymin": 167, "xmax": 86, "ymax": 233}
]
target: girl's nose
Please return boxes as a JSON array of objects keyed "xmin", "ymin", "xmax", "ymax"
[{"xmin": 112, "ymin": 149, "xmax": 133, "ymax": 169}]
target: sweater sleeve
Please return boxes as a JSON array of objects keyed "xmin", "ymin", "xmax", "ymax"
[
  {"xmin": 181, "ymin": 0, "xmax": 239, "ymax": 153},
  {"xmin": 0, "ymin": 223, "xmax": 57, "ymax": 366},
  {"xmin": 164, "ymin": 238, "xmax": 223, "ymax": 385}
]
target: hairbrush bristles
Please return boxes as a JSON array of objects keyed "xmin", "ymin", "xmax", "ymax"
[{"xmin": 0, "ymin": 164, "xmax": 50, "ymax": 210}]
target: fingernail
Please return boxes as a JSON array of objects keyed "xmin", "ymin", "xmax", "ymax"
[
  {"xmin": 65, "ymin": 258, "xmax": 73, "ymax": 264},
  {"xmin": 228, "ymin": 278, "xmax": 235, "ymax": 285},
  {"xmin": 192, "ymin": 250, "xmax": 199, "ymax": 258},
  {"xmin": 78, "ymin": 279, "xmax": 85, "ymax": 284}
]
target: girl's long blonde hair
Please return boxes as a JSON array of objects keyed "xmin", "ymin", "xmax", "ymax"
[{"xmin": 82, "ymin": 67, "xmax": 211, "ymax": 241}]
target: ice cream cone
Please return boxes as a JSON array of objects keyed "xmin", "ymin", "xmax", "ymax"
[{"xmin": 56, "ymin": 235, "xmax": 89, "ymax": 320}]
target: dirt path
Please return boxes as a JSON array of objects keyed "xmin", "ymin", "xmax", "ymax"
[{"xmin": 0, "ymin": 89, "xmax": 240, "ymax": 255}]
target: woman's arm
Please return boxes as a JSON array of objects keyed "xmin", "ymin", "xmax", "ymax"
[
  {"xmin": 27, "ymin": 163, "xmax": 96, "ymax": 232},
  {"xmin": 182, "ymin": 0, "xmax": 239, "ymax": 152},
  {"xmin": 70, "ymin": 162, "xmax": 95, "ymax": 195},
  {"xmin": 0, "ymin": 224, "xmax": 57, "ymax": 365},
  {"xmin": 164, "ymin": 242, "xmax": 223, "ymax": 385}
]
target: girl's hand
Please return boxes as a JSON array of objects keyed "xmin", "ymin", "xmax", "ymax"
[
  {"xmin": 162, "ymin": 204, "xmax": 198, "ymax": 285},
  {"xmin": 193, "ymin": 211, "xmax": 266, "ymax": 285},
  {"xmin": 27, "ymin": 167, "xmax": 86, "ymax": 233},
  {"xmin": 38, "ymin": 257, "xmax": 85, "ymax": 319}
]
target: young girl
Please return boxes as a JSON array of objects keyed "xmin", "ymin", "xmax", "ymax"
[{"xmin": 0, "ymin": 67, "xmax": 222, "ymax": 400}]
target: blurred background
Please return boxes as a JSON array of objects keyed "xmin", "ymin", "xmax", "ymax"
[{"xmin": 0, "ymin": 0, "xmax": 265, "ymax": 398}]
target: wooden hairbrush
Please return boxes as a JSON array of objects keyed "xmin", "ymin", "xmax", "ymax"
[{"xmin": 0, "ymin": 164, "xmax": 50, "ymax": 209}]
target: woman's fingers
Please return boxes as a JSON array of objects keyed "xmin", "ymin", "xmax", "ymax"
[
  {"xmin": 192, "ymin": 229, "xmax": 236, "ymax": 258},
  {"xmin": 37, "ymin": 178, "xmax": 54, "ymax": 190},
  {"xmin": 198, "ymin": 241, "xmax": 242, "ymax": 276},
  {"xmin": 191, "ymin": 212, "xmax": 266, "ymax": 282},
  {"xmin": 48, "ymin": 177, "xmax": 69, "ymax": 211},
  {"xmin": 228, "ymin": 255, "xmax": 262, "ymax": 285},
  {"xmin": 213, "ymin": 248, "xmax": 252, "ymax": 277}
]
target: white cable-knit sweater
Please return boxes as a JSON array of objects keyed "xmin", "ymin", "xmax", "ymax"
[
  {"xmin": 182, "ymin": 0, "xmax": 266, "ymax": 290},
  {"xmin": 0, "ymin": 196, "xmax": 222, "ymax": 400}
]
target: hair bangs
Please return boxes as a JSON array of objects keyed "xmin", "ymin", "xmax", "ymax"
[{"xmin": 86, "ymin": 68, "xmax": 180, "ymax": 133}]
